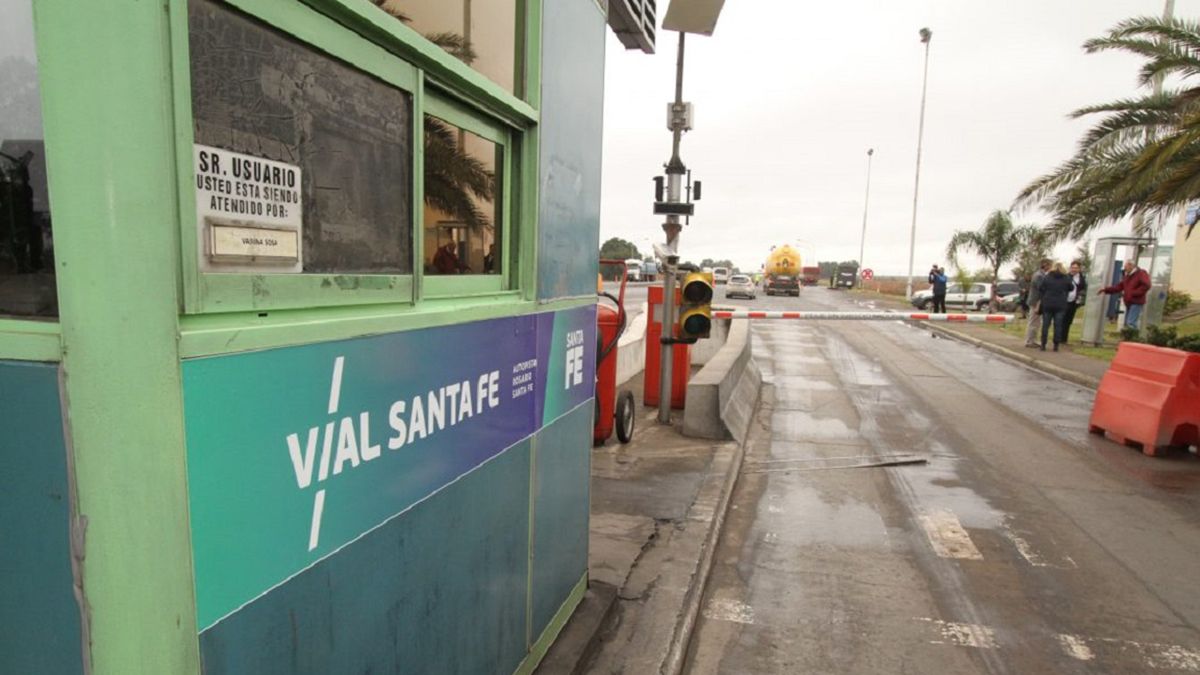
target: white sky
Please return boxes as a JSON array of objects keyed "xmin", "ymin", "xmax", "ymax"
[{"xmin": 599, "ymin": 0, "xmax": 1191, "ymax": 275}]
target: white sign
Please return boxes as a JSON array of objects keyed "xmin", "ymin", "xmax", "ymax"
[
  {"xmin": 194, "ymin": 144, "xmax": 303, "ymax": 272},
  {"xmin": 210, "ymin": 224, "xmax": 299, "ymax": 263}
]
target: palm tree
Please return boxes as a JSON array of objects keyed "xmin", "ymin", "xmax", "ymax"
[
  {"xmin": 1015, "ymin": 16, "xmax": 1200, "ymax": 241},
  {"xmin": 946, "ymin": 210, "xmax": 1038, "ymax": 310}
]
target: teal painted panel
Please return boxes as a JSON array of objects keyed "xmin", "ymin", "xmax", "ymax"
[
  {"xmin": 531, "ymin": 404, "xmax": 591, "ymax": 635},
  {"xmin": 182, "ymin": 307, "xmax": 595, "ymax": 631},
  {"xmin": 0, "ymin": 361, "xmax": 84, "ymax": 675},
  {"xmin": 536, "ymin": 0, "xmax": 606, "ymax": 300},
  {"xmin": 199, "ymin": 441, "xmax": 532, "ymax": 674}
]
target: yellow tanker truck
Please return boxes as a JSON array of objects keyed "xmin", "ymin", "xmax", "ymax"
[{"xmin": 763, "ymin": 244, "xmax": 802, "ymax": 296}]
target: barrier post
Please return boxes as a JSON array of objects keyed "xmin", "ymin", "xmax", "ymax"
[{"xmin": 645, "ymin": 286, "xmax": 690, "ymax": 409}]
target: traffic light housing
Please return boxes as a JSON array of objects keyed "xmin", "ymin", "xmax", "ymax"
[{"xmin": 679, "ymin": 271, "xmax": 713, "ymax": 339}]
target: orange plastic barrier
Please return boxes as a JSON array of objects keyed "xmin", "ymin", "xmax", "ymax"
[
  {"xmin": 644, "ymin": 285, "xmax": 690, "ymax": 409},
  {"xmin": 1088, "ymin": 342, "xmax": 1200, "ymax": 456}
]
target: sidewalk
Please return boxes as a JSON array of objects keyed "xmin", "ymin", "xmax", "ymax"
[
  {"xmin": 537, "ymin": 371, "xmax": 744, "ymax": 674},
  {"xmin": 850, "ymin": 290, "xmax": 1109, "ymax": 389}
]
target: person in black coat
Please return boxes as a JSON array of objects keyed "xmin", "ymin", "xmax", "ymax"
[
  {"xmin": 1062, "ymin": 260, "xmax": 1087, "ymax": 340},
  {"xmin": 1037, "ymin": 262, "xmax": 1074, "ymax": 351}
]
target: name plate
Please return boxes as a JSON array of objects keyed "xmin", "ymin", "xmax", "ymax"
[{"xmin": 209, "ymin": 223, "xmax": 300, "ymax": 263}]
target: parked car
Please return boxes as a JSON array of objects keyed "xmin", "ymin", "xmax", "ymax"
[
  {"xmin": 724, "ymin": 274, "xmax": 756, "ymax": 299},
  {"xmin": 911, "ymin": 283, "xmax": 994, "ymax": 311},
  {"xmin": 712, "ymin": 266, "xmax": 731, "ymax": 285},
  {"xmin": 765, "ymin": 274, "xmax": 800, "ymax": 296}
]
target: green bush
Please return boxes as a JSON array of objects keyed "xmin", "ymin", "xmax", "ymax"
[
  {"xmin": 1164, "ymin": 289, "xmax": 1193, "ymax": 315},
  {"xmin": 1122, "ymin": 323, "xmax": 1200, "ymax": 352}
]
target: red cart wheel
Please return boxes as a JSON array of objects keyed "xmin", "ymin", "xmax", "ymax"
[{"xmin": 615, "ymin": 390, "xmax": 635, "ymax": 444}]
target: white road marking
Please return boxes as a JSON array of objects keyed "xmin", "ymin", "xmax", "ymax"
[
  {"xmin": 915, "ymin": 617, "xmax": 997, "ymax": 649},
  {"xmin": 767, "ymin": 504, "xmax": 784, "ymax": 514},
  {"xmin": 703, "ymin": 598, "xmax": 756, "ymax": 625},
  {"xmin": 1004, "ymin": 521, "xmax": 1077, "ymax": 569},
  {"xmin": 763, "ymin": 531, "xmax": 779, "ymax": 544},
  {"xmin": 1093, "ymin": 637, "xmax": 1200, "ymax": 671},
  {"xmin": 918, "ymin": 509, "xmax": 983, "ymax": 560},
  {"xmin": 327, "ymin": 355, "xmax": 345, "ymax": 414},
  {"xmin": 1057, "ymin": 634, "xmax": 1095, "ymax": 661}
]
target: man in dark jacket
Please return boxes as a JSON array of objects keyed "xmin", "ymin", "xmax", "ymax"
[
  {"xmin": 929, "ymin": 265, "xmax": 948, "ymax": 313},
  {"xmin": 1062, "ymin": 260, "xmax": 1087, "ymax": 339},
  {"xmin": 1024, "ymin": 258, "xmax": 1052, "ymax": 347},
  {"xmin": 1097, "ymin": 260, "xmax": 1151, "ymax": 329}
]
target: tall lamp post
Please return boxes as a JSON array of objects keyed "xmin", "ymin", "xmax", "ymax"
[
  {"xmin": 857, "ymin": 148, "xmax": 874, "ymax": 287},
  {"xmin": 905, "ymin": 27, "xmax": 932, "ymax": 300}
]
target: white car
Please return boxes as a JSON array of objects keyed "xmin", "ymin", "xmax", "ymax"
[
  {"xmin": 724, "ymin": 274, "xmax": 756, "ymax": 299},
  {"xmin": 911, "ymin": 283, "xmax": 994, "ymax": 311}
]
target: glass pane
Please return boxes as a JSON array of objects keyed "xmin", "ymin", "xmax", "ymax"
[
  {"xmin": 189, "ymin": 0, "xmax": 413, "ymax": 275},
  {"xmin": 423, "ymin": 115, "xmax": 501, "ymax": 276},
  {"xmin": 0, "ymin": 0, "xmax": 56, "ymax": 318},
  {"xmin": 375, "ymin": 0, "xmax": 518, "ymax": 95}
]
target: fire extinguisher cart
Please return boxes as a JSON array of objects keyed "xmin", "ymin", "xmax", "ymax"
[{"xmin": 595, "ymin": 259, "xmax": 636, "ymax": 445}]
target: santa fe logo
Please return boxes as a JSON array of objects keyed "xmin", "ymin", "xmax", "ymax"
[{"xmin": 285, "ymin": 356, "xmax": 503, "ymax": 552}]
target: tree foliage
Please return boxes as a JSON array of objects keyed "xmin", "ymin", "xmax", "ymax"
[
  {"xmin": 599, "ymin": 237, "xmax": 641, "ymax": 261},
  {"xmin": 1014, "ymin": 16, "xmax": 1200, "ymax": 240},
  {"xmin": 946, "ymin": 211, "xmax": 1038, "ymax": 302}
]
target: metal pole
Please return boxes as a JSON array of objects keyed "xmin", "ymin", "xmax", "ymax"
[
  {"xmin": 658, "ymin": 31, "xmax": 687, "ymax": 425},
  {"xmin": 857, "ymin": 148, "xmax": 874, "ymax": 288},
  {"xmin": 905, "ymin": 28, "xmax": 932, "ymax": 301}
]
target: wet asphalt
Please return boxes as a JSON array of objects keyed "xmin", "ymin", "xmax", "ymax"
[{"xmin": 684, "ymin": 286, "xmax": 1200, "ymax": 674}]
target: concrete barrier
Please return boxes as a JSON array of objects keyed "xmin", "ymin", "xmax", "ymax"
[
  {"xmin": 682, "ymin": 319, "xmax": 761, "ymax": 443},
  {"xmin": 615, "ymin": 303, "xmax": 647, "ymax": 386}
]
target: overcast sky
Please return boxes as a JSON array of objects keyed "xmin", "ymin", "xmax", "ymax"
[{"xmin": 599, "ymin": 0, "xmax": 1191, "ymax": 276}]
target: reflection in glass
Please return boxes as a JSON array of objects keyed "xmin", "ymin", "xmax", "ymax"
[
  {"xmin": 424, "ymin": 115, "xmax": 500, "ymax": 276},
  {"xmin": 373, "ymin": 0, "xmax": 518, "ymax": 94},
  {"xmin": 1, "ymin": 0, "xmax": 56, "ymax": 317}
]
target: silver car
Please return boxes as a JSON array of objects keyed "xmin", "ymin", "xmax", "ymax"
[{"xmin": 725, "ymin": 274, "xmax": 756, "ymax": 299}]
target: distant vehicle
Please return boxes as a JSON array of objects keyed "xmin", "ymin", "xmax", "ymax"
[
  {"xmin": 831, "ymin": 264, "xmax": 857, "ymax": 289},
  {"xmin": 642, "ymin": 260, "xmax": 659, "ymax": 282},
  {"xmin": 763, "ymin": 244, "xmax": 802, "ymax": 295},
  {"xmin": 801, "ymin": 266, "xmax": 821, "ymax": 286},
  {"xmin": 712, "ymin": 266, "xmax": 731, "ymax": 285},
  {"xmin": 624, "ymin": 258, "xmax": 643, "ymax": 282},
  {"xmin": 724, "ymin": 274, "xmax": 756, "ymax": 299},
  {"xmin": 765, "ymin": 274, "xmax": 800, "ymax": 297},
  {"xmin": 994, "ymin": 280, "xmax": 1019, "ymax": 297},
  {"xmin": 911, "ymin": 282, "xmax": 994, "ymax": 311}
]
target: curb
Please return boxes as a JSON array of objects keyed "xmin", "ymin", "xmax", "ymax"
[
  {"xmin": 927, "ymin": 324, "xmax": 1102, "ymax": 390},
  {"xmin": 661, "ymin": 415, "xmax": 751, "ymax": 675}
]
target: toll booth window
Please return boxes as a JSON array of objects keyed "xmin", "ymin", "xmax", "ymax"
[
  {"xmin": 0, "ymin": 0, "xmax": 56, "ymax": 318},
  {"xmin": 188, "ymin": 0, "xmax": 413, "ymax": 275},
  {"xmin": 423, "ymin": 115, "xmax": 501, "ymax": 276},
  {"xmin": 375, "ymin": 0, "xmax": 518, "ymax": 95}
]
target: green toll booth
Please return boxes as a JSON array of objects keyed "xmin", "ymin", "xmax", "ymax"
[{"xmin": 1, "ymin": 1, "xmax": 642, "ymax": 672}]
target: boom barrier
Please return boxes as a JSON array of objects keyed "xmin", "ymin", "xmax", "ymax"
[{"xmin": 711, "ymin": 310, "xmax": 1014, "ymax": 323}]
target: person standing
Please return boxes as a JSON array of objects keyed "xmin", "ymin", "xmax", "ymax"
[
  {"xmin": 931, "ymin": 266, "xmax": 948, "ymax": 313},
  {"xmin": 1024, "ymin": 258, "xmax": 1052, "ymax": 347},
  {"xmin": 1037, "ymin": 262, "xmax": 1073, "ymax": 351},
  {"xmin": 1096, "ymin": 259, "xmax": 1151, "ymax": 329},
  {"xmin": 1062, "ymin": 260, "xmax": 1087, "ymax": 340}
]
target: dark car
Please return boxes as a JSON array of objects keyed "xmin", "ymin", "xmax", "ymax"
[{"xmin": 766, "ymin": 275, "xmax": 800, "ymax": 296}]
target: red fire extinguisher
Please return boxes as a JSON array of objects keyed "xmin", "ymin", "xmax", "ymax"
[{"xmin": 594, "ymin": 259, "xmax": 635, "ymax": 445}]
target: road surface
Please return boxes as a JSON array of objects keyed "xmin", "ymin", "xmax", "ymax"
[{"xmin": 684, "ymin": 285, "xmax": 1200, "ymax": 674}]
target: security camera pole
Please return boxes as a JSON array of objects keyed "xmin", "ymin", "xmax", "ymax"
[{"xmin": 656, "ymin": 30, "xmax": 691, "ymax": 425}]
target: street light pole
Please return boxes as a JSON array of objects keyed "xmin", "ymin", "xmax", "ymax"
[
  {"xmin": 905, "ymin": 28, "xmax": 932, "ymax": 301},
  {"xmin": 857, "ymin": 148, "xmax": 874, "ymax": 288},
  {"xmin": 657, "ymin": 31, "xmax": 687, "ymax": 425}
]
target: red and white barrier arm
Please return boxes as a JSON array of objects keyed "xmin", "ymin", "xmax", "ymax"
[{"xmin": 711, "ymin": 310, "xmax": 1013, "ymax": 323}]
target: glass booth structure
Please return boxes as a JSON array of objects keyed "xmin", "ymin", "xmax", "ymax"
[{"xmin": 1, "ymin": 0, "xmax": 618, "ymax": 672}]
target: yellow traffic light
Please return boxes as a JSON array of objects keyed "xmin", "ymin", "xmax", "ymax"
[{"xmin": 679, "ymin": 271, "xmax": 713, "ymax": 339}]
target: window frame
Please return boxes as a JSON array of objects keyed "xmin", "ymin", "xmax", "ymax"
[
  {"xmin": 170, "ymin": 0, "xmax": 539, "ymax": 316},
  {"xmin": 171, "ymin": 0, "xmax": 424, "ymax": 314},
  {"xmin": 420, "ymin": 94, "xmax": 515, "ymax": 299}
]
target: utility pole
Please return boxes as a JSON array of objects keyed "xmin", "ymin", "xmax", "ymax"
[
  {"xmin": 905, "ymin": 28, "xmax": 932, "ymax": 301},
  {"xmin": 657, "ymin": 31, "xmax": 687, "ymax": 425},
  {"xmin": 857, "ymin": 148, "xmax": 874, "ymax": 288}
]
